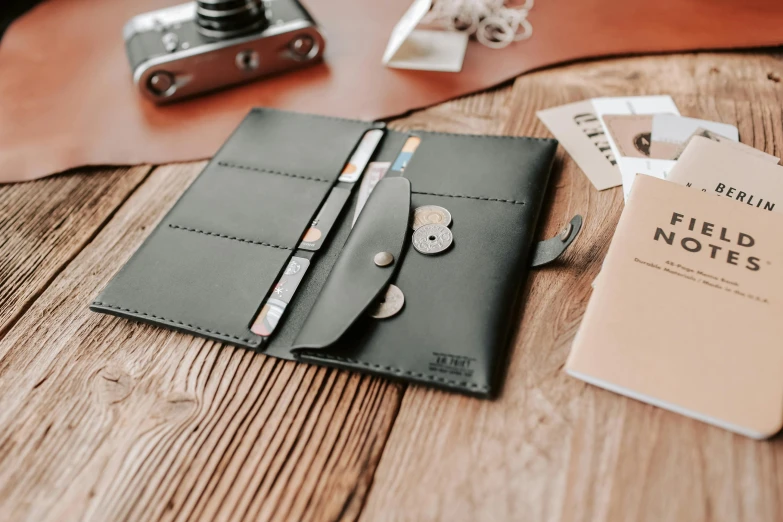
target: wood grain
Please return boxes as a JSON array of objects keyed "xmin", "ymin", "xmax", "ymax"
[
  {"xmin": 0, "ymin": 163, "xmax": 404, "ymax": 522},
  {"xmin": 360, "ymin": 52, "xmax": 783, "ymax": 522},
  {"xmin": 1, "ymin": 50, "xmax": 782, "ymax": 522},
  {"xmin": 0, "ymin": 166, "xmax": 150, "ymax": 338}
]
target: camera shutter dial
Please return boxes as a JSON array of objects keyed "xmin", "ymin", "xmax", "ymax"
[{"xmin": 196, "ymin": 0, "xmax": 269, "ymax": 39}]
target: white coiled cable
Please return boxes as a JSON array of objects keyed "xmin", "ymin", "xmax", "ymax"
[{"xmin": 422, "ymin": 0, "xmax": 534, "ymax": 49}]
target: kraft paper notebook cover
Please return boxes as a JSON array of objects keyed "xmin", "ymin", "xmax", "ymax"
[
  {"xmin": 667, "ymin": 136, "xmax": 783, "ymax": 213},
  {"xmin": 567, "ymin": 175, "xmax": 783, "ymax": 438}
]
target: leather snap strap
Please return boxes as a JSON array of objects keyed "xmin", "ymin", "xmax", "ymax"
[{"xmin": 530, "ymin": 215, "xmax": 583, "ymax": 267}]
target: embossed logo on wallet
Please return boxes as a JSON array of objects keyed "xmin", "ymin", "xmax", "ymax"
[{"xmin": 429, "ymin": 353, "xmax": 476, "ymax": 378}]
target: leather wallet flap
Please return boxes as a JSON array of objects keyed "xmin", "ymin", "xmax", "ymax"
[{"xmin": 292, "ymin": 176, "xmax": 411, "ymax": 349}]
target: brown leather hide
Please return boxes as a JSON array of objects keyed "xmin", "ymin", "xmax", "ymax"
[{"xmin": 1, "ymin": 0, "xmax": 782, "ymax": 182}]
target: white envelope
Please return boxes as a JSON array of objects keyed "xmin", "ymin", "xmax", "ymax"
[{"xmin": 382, "ymin": 0, "xmax": 468, "ymax": 73}]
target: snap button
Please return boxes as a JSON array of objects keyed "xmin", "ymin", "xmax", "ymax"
[
  {"xmin": 374, "ymin": 251, "xmax": 395, "ymax": 267},
  {"xmin": 559, "ymin": 222, "xmax": 573, "ymax": 241}
]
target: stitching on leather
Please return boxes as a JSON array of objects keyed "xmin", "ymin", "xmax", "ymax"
[
  {"xmin": 404, "ymin": 130, "xmax": 554, "ymax": 143},
  {"xmin": 94, "ymin": 297, "xmax": 484, "ymax": 390},
  {"xmin": 250, "ymin": 107, "xmax": 374, "ymax": 126},
  {"xmin": 217, "ymin": 161, "xmax": 332, "ymax": 183},
  {"xmin": 246, "ymin": 108, "xmax": 546, "ymax": 143},
  {"xmin": 167, "ymin": 225, "xmax": 292, "ymax": 250},
  {"xmin": 306, "ymin": 353, "xmax": 489, "ymax": 391},
  {"xmin": 92, "ymin": 302, "xmax": 262, "ymax": 346},
  {"xmin": 412, "ymin": 191, "xmax": 526, "ymax": 205}
]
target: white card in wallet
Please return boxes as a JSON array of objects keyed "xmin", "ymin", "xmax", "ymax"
[{"xmin": 382, "ymin": 0, "xmax": 468, "ymax": 72}]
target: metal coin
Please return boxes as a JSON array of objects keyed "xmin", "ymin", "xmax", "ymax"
[
  {"xmin": 369, "ymin": 284, "xmax": 405, "ymax": 319},
  {"xmin": 412, "ymin": 205, "xmax": 452, "ymax": 230},
  {"xmin": 412, "ymin": 223, "xmax": 453, "ymax": 255}
]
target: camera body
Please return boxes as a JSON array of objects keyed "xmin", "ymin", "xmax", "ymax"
[{"xmin": 124, "ymin": 0, "xmax": 325, "ymax": 103}]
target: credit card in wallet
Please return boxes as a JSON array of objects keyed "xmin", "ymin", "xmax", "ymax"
[
  {"xmin": 338, "ymin": 128, "xmax": 385, "ymax": 183},
  {"xmin": 299, "ymin": 186, "xmax": 351, "ymax": 251},
  {"xmin": 352, "ymin": 162, "xmax": 390, "ymax": 227},
  {"xmin": 390, "ymin": 136, "xmax": 421, "ymax": 172},
  {"xmin": 250, "ymin": 257, "xmax": 310, "ymax": 337}
]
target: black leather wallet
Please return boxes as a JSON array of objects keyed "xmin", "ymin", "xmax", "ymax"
[{"xmin": 91, "ymin": 109, "xmax": 579, "ymax": 397}]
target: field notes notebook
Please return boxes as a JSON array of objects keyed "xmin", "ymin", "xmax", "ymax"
[
  {"xmin": 667, "ymin": 136, "xmax": 783, "ymax": 212},
  {"xmin": 567, "ymin": 175, "xmax": 783, "ymax": 438}
]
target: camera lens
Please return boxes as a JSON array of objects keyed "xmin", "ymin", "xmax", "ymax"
[{"xmin": 196, "ymin": 0, "xmax": 269, "ymax": 39}]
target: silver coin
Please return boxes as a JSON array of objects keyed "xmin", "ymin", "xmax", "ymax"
[
  {"xmin": 412, "ymin": 223, "xmax": 453, "ymax": 255},
  {"xmin": 369, "ymin": 284, "xmax": 405, "ymax": 319},
  {"xmin": 412, "ymin": 205, "xmax": 452, "ymax": 230}
]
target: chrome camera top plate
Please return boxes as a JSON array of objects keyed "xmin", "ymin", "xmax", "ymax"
[{"xmin": 124, "ymin": 0, "xmax": 325, "ymax": 103}]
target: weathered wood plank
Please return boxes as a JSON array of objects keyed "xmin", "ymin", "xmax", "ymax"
[
  {"xmin": 0, "ymin": 166, "xmax": 151, "ymax": 338},
  {"xmin": 359, "ymin": 52, "xmax": 783, "ymax": 522},
  {"xmin": 0, "ymin": 162, "xmax": 400, "ymax": 522}
]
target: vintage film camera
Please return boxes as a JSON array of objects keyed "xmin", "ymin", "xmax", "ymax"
[{"xmin": 124, "ymin": 0, "xmax": 325, "ymax": 103}]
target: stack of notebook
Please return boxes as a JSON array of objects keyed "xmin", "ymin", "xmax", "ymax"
[{"xmin": 567, "ymin": 135, "xmax": 783, "ymax": 439}]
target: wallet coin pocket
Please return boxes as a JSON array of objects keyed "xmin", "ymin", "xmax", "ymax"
[
  {"xmin": 399, "ymin": 131, "xmax": 558, "ymax": 206},
  {"xmin": 290, "ymin": 176, "xmax": 535, "ymax": 396}
]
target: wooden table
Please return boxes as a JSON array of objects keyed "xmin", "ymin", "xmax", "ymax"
[{"xmin": 1, "ymin": 51, "xmax": 782, "ymax": 522}]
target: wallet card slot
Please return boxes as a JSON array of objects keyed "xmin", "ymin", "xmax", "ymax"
[
  {"xmin": 162, "ymin": 110, "xmax": 383, "ymax": 250},
  {"xmin": 92, "ymin": 224, "xmax": 292, "ymax": 348},
  {"xmin": 215, "ymin": 108, "xmax": 381, "ymax": 181},
  {"xmin": 165, "ymin": 162, "xmax": 332, "ymax": 249},
  {"xmin": 399, "ymin": 131, "xmax": 557, "ymax": 204}
]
